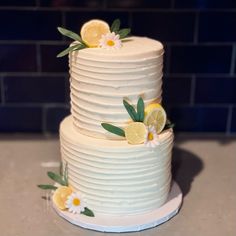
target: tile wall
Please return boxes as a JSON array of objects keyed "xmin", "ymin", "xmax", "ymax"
[{"xmin": 0, "ymin": 0, "xmax": 235, "ymax": 135}]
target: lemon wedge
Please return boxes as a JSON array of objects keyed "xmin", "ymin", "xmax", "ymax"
[
  {"xmin": 125, "ymin": 122, "xmax": 147, "ymax": 144},
  {"xmin": 80, "ymin": 19, "xmax": 110, "ymax": 47},
  {"xmin": 144, "ymin": 103, "xmax": 167, "ymax": 134},
  {"xmin": 52, "ymin": 186, "xmax": 73, "ymax": 210}
]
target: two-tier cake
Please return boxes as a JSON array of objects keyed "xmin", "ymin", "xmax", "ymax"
[{"xmin": 39, "ymin": 19, "xmax": 182, "ymax": 232}]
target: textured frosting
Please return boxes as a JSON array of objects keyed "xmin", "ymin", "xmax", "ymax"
[
  {"xmin": 69, "ymin": 37, "xmax": 164, "ymax": 139},
  {"xmin": 60, "ymin": 116, "xmax": 174, "ymax": 216}
]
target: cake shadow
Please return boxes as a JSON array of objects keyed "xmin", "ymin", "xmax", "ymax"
[{"xmin": 172, "ymin": 147, "xmax": 203, "ymax": 197}]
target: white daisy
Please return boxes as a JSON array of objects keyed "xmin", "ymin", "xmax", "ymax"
[
  {"xmin": 144, "ymin": 126, "xmax": 160, "ymax": 148},
  {"xmin": 99, "ymin": 32, "xmax": 122, "ymax": 49},
  {"xmin": 65, "ymin": 192, "xmax": 85, "ymax": 214}
]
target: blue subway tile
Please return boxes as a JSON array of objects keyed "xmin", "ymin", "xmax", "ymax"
[
  {"xmin": 0, "ymin": 106, "xmax": 42, "ymax": 132},
  {"xmin": 199, "ymin": 12, "xmax": 236, "ymax": 42},
  {"xmin": 40, "ymin": 0, "xmax": 103, "ymax": 7},
  {"xmin": 0, "ymin": 45, "xmax": 36, "ymax": 72},
  {"xmin": 46, "ymin": 106, "xmax": 70, "ymax": 132},
  {"xmin": 162, "ymin": 76, "xmax": 192, "ymax": 105},
  {"xmin": 169, "ymin": 106, "xmax": 228, "ymax": 132},
  {"xmin": 41, "ymin": 45, "xmax": 69, "ymax": 72},
  {"xmin": 4, "ymin": 76, "xmax": 66, "ymax": 103},
  {"xmin": 107, "ymin": 0, "xmax": 171, "ymax": 8},
  {"xmin": 132, "ymin": 12, "xmax": 195, "ymax": 42},
  {"xmin": 0, "ymin": 10, "xmax": 61, "ymax": 40},
  {"xmin": 170, "ymin": 45, "xmax": 232, "ymax": 74},
  {"xmin": 195, "ymin": 77, "xmax": 236, "ymax": 104},
  {"xmin": 65, "ymin": 11, "xmax": 130, "ymax": 33},
  {"xmin": 0, "ymin": 0, "xmax": 36, "ymax": 6},
  {"xmin": 231, "ymin": 107, "xmax": 236, "ymax": 132},
  {"xmin": 174, "ymin": 0, "xmax": 236, "ymax": 9}
]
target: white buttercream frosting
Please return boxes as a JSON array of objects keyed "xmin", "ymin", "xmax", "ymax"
[
  {"xmin": 69, "ymin": 37, "xmax": 164, "ymax": 139},
  {"xmin": 59, "ymin": 36, "xmax": 174, "ymax": 216},
  {"xmin": 60, "ymin": 116, "xmax": 174, "ymax": 216}
]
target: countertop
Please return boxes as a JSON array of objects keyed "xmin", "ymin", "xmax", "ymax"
[{"xmin": 0, "ymin": 134, "xmax": 235, "ymax": 236}]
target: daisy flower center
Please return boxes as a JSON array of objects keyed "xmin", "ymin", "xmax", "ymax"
[
  {"xmin": 148, "ymin": 132, "xmax": 154, "ymax": 141},
  {"xmin": 107, "ymin": 39, "xmax": 115, "ymax": 46},
  {"xmin": 73, "ymin": 198, "xmax": 81, "ymax": 206}
]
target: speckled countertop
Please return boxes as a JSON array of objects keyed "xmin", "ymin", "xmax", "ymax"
[{"xmin": 0, "ymin": 134, "xmax": 235, "ymax": 236}]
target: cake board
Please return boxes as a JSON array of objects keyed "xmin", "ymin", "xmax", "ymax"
[{"xmin": 52, "ymin": 181, "xmax": 182, "ymax": 233}]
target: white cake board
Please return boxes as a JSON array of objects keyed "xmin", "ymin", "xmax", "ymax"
[{"xmin": 52, "ymin": 181, "xmax": 182, "ymax": 233}]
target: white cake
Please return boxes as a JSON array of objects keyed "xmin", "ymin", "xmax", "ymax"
[{"xmin": 60, "ymin": 36, "xmax": 174, "ymax": 216}]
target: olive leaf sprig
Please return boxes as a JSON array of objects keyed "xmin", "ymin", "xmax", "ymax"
[
  {"xmin": 110, "ymin": 19, "xmax": 131, "ymax": 39},
  {"xmin": 37, "ymin": 163, "xmax": 69, "ymax": 190},
  {"xmin": 56, "ymin": 19, "xmax": 131, "ymax": 57},
  {"xmin": 57, "ymin": 27, "xmax": 88, "ymax": 57},
  {"xmin": 101, "ymin": 97, "xmax": 144, "ymax": 137},
  {"xmin": 37, "ymin": 164, "xmax": 94, "ymax": 217}
]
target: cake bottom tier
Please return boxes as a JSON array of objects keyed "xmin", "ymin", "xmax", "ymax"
[{"xmin": 60, "ymin": 116, "xmax": 174, "ymax": 216}]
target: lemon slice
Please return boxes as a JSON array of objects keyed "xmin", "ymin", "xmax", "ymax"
[
  {"xmin": 125, "ymin": 122, "xmax": 147, "ymax": 144},
  {"xmin": 52, "ymin": 186, "xmax": 73, "ymax": 210},
  {"xmin": 144, "ymin": 103, "xmax": 167, "ymax": 134},
  {"xmin": 80, "ymin": 19, "xmax": 110, "ymax": 47}
]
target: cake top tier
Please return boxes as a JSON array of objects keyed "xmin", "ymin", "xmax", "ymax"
[{"xmin": 74, "ymin": 37, "xmax": 164, "ymax": 61}]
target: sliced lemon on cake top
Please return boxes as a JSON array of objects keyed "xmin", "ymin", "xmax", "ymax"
[
  {"xmin": 80, "ymin": 19, "xmax": 110, "ymax": 47},
  {"xmin": 144, "ymin": 103, "xmax": 166, "ymax": 134},
  {"xmin": 52, "ymin": 186, "xmax": 73, "ymax": 210},
  {"xmin": 125, "ymin": 122, "xmax": 147, "ymax": 144}
]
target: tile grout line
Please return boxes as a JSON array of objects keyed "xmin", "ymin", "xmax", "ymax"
[
  {"xmin": 190, "ymin": 75, "xmax": 196, "ymax": 105},
  {"xmin": 36, "ymin": 44, "xmax": 42, "ymax": 72},
  {"xmin": 170, "ymin": 0, "xmax": 175, "ymax": 9},
  {"xmin": 230, "ymin": 44, "xmax": 236, "ymax": 76},
  {"xmin": 226, "ymin": 105, "xmax": 233, "ymax": 135}
]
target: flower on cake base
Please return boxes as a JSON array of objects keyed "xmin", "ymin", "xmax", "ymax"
[
  {"xmin": 99, "ymin": 32, "xmax": 122, "ymax": 49},
  {"xmin": 144, "ymin": 126, "xmax": 160, "ymax": 148},
  {"xmin": 66, "ymin": 192, "xmax": 85, "ymax": 214}
]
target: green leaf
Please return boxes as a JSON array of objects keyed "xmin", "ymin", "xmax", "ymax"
[
  {"xmin": 137, "ymin": 97, "xmax": 144, "ymax": 122},
  {"xmin": 37, "ymin": 184, "xmax": 57, "ymax": 190},
  {"xmin": 118, "ymin": 28, "xmax": 131, "ymax": 39},
  {"xmin": 111, "ymin": 19, "xmax": 120, "ymax": 33},
  {"xmin": 81, "ymin": 207, "xmax": 95, "ymax": 217},
  {"xmin": 47, "ymin": 171, "xmax": 67, "ymax": 186},
  {"xmin": 123, "ymin": 100, "xmax": 138, "ymax": 121},
  {"xmin": 57, "ymin": 27, "xmax": 83, "ymax": 43},
  {"xmin": 101, "ymin": 123, "xmax": 125, "ymax": 137},
  {"xmin": 57, "ymin": 44, "xmax": 86, "ymax": 57},
  {"xmin": 164, "ymin": 123, "xmax": 175, "ymax": 129},
  {"xmin": 63, "ymin": 162, "xmax": 68, "ymax": 186}
]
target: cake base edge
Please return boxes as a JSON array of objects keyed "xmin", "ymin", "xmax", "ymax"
[{"xmin": 51, "ymin": 181, "xmax": 182, "ymax": 233}]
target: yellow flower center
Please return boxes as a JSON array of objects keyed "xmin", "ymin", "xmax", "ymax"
[
  {"xmin": 148, "ymin": 132, "xmax": 154, "ymax": 141},
  {"xmin": 107, "ymin": 39, "xmax": 115, "ymax": 46},
  {"xmin": 73, "ymin": 198, "xmax": 81, "ymax": 206}
]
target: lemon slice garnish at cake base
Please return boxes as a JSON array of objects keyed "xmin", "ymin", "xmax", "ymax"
[
  {"xmin": 125, "ymin": 122, "xmax": 147, "ymax": 144},
  {"xmin": 144, "ymin": 103, "xmax": 167, "ymax": 134},
  {"xmin": 52, "ymin": 186, "xmax": 73, "ymax": 210},
  {"xmin": 80, "ymin": 19, "xmax": 110, "ymax": 47}
]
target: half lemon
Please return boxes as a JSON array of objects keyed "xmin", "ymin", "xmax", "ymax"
[
  {"xmin": 125, "ymin": 122, "xmax": 147, "ymax": 145},
  {"xmin": 144, "ymin": 103, "xmax": 167, "ymax": 134},
  {"xmin": 80, "ymin": 19, "xmax": 110, "ymax": 47},
  {"xmin": 52, "ymin": 186, "xmax": 73, "ymax": 210}
]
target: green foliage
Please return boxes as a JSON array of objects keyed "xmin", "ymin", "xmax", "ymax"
[
  {"xmin": 81, "ymin": 207, "xmax": 95, "ymax": 217},
  {"xmin": 37, "ymin": 184, "xmax": 57, "ymax": 190},
  {"xmin": 137, "ymin": 97, "xmax": 144, "ymax": 122},
  {"xmin": 101, "ymin": 123, "xmax": 125, "ymax": 137},
  {"xmin": 57, "ymin": 44, "xmax": 86, "ymax": 57}
]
